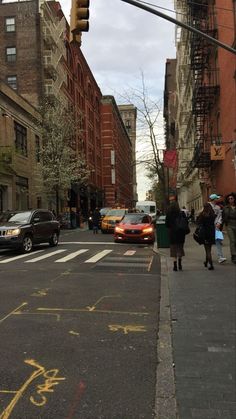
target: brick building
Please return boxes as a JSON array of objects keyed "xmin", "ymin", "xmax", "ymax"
[
  {"xmin": 0, "ymin": 81, "xmax": 46, "ymax": 211},
  {"xmin": 118, "ymin": 104, "xmax": 138, "ymax": 206},
  {"xmin": 101, "ymin": 96, "xmax": 133, "ymax": 208},
  {"xmin": 173, "ymin": 0, "xmax": 236, "ymax": 211},
  {"xmin": 0, "ymin": 0, "xmax": 135, "ymax": 215}
]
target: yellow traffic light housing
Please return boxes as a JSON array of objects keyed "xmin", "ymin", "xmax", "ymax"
[{"xmin": 70, "ymin": 0, "xmax": 90, "ymax": 39}]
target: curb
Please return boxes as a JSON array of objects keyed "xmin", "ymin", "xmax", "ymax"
[{"xmin": 153, "ymin": 245, "xmax": 178, "ymax": 419}]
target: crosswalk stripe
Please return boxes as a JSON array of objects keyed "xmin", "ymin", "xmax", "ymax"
[
  {"xmin": 55, "ymin": 249, "xmax": 89, "ymax": 262},
  {"xmin": 0, "ymin": 250, "xmax": 44, "ymax": 264},
  {"xmin": 25, "ymin": 249, "xmax": 66, "ymax": 263},
  {"xmin": 84, "ymin": 249, "xmax": 113, "ymax": 263}
]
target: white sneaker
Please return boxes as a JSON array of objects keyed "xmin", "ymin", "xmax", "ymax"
[{"xmin": 218, "ymin": 257, "xmax": 227, "ymax": 263}]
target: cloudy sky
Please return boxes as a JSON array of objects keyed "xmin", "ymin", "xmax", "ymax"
[{"xmin": 60, "ymin": 0, "xmax": 177, "ymax": 199}]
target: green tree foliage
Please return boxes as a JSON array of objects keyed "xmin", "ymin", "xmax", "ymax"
[{"xmin": 39, "ymin": 99, "xmax": 90, "ymax": 212}]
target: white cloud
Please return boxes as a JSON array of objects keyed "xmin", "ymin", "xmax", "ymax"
[{"xmin": 60, "ymin": 0, "xmax": 176, "ymax": 199}]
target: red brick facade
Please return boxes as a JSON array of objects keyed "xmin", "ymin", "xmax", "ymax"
[{"xmin": 101, "ymin": 96, "xmax": 133, "ymax": 208}]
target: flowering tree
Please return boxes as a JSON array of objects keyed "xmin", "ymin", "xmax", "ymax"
[{"xmin": 39, "ymin": 100, "xmax": 90, "ymax": 214}]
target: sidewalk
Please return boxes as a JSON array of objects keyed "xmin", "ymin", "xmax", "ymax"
[{"xmin": 155, "ymin": 229, "xmax": 236, "ymax": 419}]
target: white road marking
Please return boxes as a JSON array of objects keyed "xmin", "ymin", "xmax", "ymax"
[
  {"xmin": 55, "ymin": 249, "xmax": 89, "ymax": 262},
  {"xmin": 124, "ymin": 250, "xmax": 136, "ymax": 256},
  {"xmin": 0, "ymin": 250, "xmax": 44, "ymax": 264},
  {"xmin": 84, "ymin": 249, "xmax": 113, "ymax": 263},
  {"xmin": 25, "ymin": 249, "xmax": 66, "ymax": 262},
  {"xmin": 60, "ymin": 241, "xmax": 116, "ymax": 245}
]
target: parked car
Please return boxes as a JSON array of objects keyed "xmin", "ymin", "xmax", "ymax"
[
  {"xmin": 114, "ymin": 212, "xmax": 155, "ymax": 244},
  {"xmin": 0, "ymin": 209, "xmax": 60, "ymax": 253},
  {"xmin": 99, "ymin": 207, "xmax": 112, "ymax": 228},
  {"xmin": 101, "ymin": 208, "xmax": 128, "ymax": 233}
]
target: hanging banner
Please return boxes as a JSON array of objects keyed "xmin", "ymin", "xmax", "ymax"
[
  {"xmin": 210, "ymin": 145, "xmax": 225, "ymax": 160},
  {"xmin": 163, "ymin": 150, "xmax": 177, "ymax": 168}
]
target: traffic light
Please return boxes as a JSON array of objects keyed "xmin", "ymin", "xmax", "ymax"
[{"xmin": 70, "ymin": 0, "xmax": 90, "ymax": 37}]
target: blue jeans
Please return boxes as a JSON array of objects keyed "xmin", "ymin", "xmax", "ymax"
[{"xmin": 215, "ymin": 239, "xmax": 224, "ymax": 259}]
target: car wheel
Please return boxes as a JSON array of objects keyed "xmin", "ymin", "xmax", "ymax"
[
  {"xmin": 49, "ymin": 232, "xmax": 59, "ymax": 247},
  {"xmin": 21, "ymin": 235, "xmax": 33, "ymax": 253},
  {"xmin": 101, "ymin": 229, "xmax": 105, "ymax": 234}
]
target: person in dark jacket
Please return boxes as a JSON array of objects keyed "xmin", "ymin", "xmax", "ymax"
[
  {"xmin": 197, "ymin": 203, "xmax": 216, "ymax": 270},
  {"xmin": 92, "ymin": 208, "xmax": 101, "ymax": 234},
  {"xmin": 165, "ymin": 201, "xmax": 188, "ymax": 271},
  {"xmin": 223, "ymin": 192, "xmax": 236, "ymax": 263}
]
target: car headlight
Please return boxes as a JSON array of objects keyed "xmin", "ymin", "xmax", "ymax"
[
  {"xmin": 115, "ymin": 226, "xmax": 124, "ymax": 233},
  {"xmin": 6, "ymin": 228, "xmax": 21, "ymax": 236},
  {"xmin": 143, "ymin": 227, "xmax": 153, "ymax": 234}
]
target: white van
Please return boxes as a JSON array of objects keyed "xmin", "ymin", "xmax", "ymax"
[{"xmin": 136, "ymin": 201, "xmax": 157, "ymax": 221}]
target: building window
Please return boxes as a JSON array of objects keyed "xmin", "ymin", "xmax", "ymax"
[
  {"xmin": 35, "ymin": 135, "xmax": 40, "ymax": 162},
  {"xmin": 14, "ymin": 122, "xmax": 27, "ymax": 157},
  {"xmin": 6, "ymin": 75, "xmax": 17, "ymax": 90},
  {"xmin": 6, "ymin": 47, "xmax": 16, "ymax": 62},
  {"xmin": 5, "ymin": 17, "xmax": 15, "ymax": 32}
]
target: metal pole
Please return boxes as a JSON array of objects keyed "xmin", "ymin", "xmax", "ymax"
[{"xmin": 121, "ymin": 0, "xmax": 236, "ymax": 55}]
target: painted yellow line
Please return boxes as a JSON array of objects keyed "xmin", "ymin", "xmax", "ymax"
[
  {"xmin": 37, "ymin": 307, "xmax": 149, "ymax": 316},
  {"xmin": 86, "ymin": 294, "xmax": 121, "ymax": 311},
  {"xmin": 0, "ymin": 302, "xmax": 28, "ymax": 324},
  {"xmin": 147, "ymin": 255, "xmax": 153, "ymax": 272},
  {"xmin": 14, "ymin": 312, "xmax": 61, "ymax": 321}
]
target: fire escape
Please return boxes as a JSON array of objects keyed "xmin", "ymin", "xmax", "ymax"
[{"xmin": 188, "ymin": 0, "xmax": 220, "ymax": 170}]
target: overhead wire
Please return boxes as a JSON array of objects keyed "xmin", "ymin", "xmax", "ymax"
[{"xmin": 134, "ymin": 0, "xmax": 234, "ymax": 30}]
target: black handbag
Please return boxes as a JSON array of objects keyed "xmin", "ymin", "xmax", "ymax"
[
  {"xmin": 193, "ymin": 225, "xmax": 205, "ymax": 244},
  {"xmin": 175, "ymin": 213, "xmax": 190, "ymax": 234}
]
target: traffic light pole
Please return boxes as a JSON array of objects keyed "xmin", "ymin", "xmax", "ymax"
[{"xmin": 121, "ymin": 0, "xmax": 236, "ymax": 55}]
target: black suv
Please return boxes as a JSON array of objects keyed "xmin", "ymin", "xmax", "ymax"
[{"xmin": 0, "ymin": 209, "xmax": 60, "ymax": 253}]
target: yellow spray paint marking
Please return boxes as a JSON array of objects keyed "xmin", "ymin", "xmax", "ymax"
[
  {"xmin": 108, "ymin": 324, "xmax": 147, "ymax": 334},
  {"xmin": 69, "ymin": 330, "xmax": 80, "ymax": 336},
  {"xmin": 86, "ymin": 294, "xmax": 121, "ymax": 311},
  {"xmin": 0, "ymin": 359, "xmax": 65, "ymax": 419},
  {"xmin": 0, "ymin": 302, "xmax": 28, "ymax": 324},
  {"xmin": 31, "ymin": 288, "xmax": 49, "ymax": 297}
]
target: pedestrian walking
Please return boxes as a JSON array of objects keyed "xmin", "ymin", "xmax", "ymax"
[
  {"xmin": 92, "ymin": 208, "xmax": 100, "ymax": 234},
  {"xmin": 189, "ymin": 208, "xmax": 195, "ymax": 224},
  {"xmin": 223, "ymin": 192, "xmax": 236, "ymax": 264},
  {"xmin": 208, "ymin": 193, "xmax": 226, "ymax": 263},
  {"xmin": 181, "ymin": 206, "xmax": 189, "ymax": 218},
  {"xmin": 196, "ymin": 203, "xmax": 216, "ymax": 270},
  {"xmin": 165, "ymin": 201, "xmax": 189, "ymax": 271}
]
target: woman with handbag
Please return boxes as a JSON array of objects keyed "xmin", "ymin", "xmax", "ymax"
[
  {"xmin": 165, "ymin": 201, "xmax": 189, "ymax": 271},
  {"xmin": 196, "ymin": 203, "xmax": 216, "ymax": 270}
]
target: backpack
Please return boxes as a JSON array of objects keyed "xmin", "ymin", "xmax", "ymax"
[{"xmin": 175, "ymin": 212, "xmax": 190, "ymax": 234}]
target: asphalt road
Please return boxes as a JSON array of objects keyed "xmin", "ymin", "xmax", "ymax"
[{"xmin": 0, "ymin": 229, "xmax": 161, "ymax": 419}]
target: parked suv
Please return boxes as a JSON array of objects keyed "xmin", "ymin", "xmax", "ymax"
[{"xmin": 0, "ymin": 209, "xmax": 60, "ymax": 253}]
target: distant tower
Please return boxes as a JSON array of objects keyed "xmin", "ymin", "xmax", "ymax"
[{"xmin": 118, "ymin": 104, "xmax": 138, "ymax": 206}]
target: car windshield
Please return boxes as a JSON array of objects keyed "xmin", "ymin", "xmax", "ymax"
[
  {"xmin": 106, "ymin": 209, "xmax": 126, "ymax": 217},
  {"xmin": 100, "ymin": 208, "xmax": 110, "ymax": 216},
  {"xmin": 6, "ymin": 211, "xmax": 32, "ymax": 223},
  {"xmin": 121, "ymin": 214, "xmax": 150, "ymax": 224}
]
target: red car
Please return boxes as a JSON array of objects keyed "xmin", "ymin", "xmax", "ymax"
[{"xmin": 114, "ymin": 213, "xmax": 155, "ymax": 244}]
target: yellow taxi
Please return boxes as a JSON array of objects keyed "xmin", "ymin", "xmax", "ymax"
[{"xmin": 101, "ymin": 208, "xmax": 128, "ymax": 233}]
